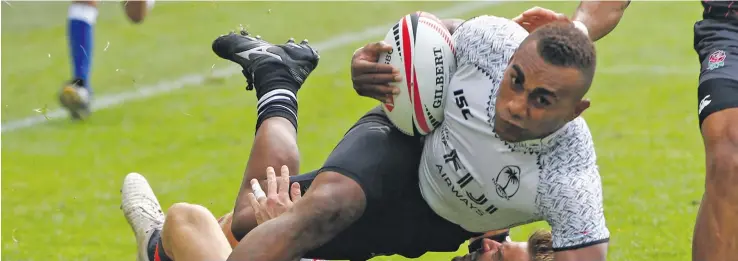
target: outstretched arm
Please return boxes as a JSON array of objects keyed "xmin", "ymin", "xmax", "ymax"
[
  {"xmin": 571, "ymin": 0, "xmax": 630, "ymax": 41},
  {"xmin": 228, "ymin": 171, "xmax": 366, "ymax": 261}
]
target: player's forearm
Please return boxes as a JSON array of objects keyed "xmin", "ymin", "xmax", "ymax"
[
  {"xmin": 232, "ymin": 117, "xmax": 299, "ymax": 239},
  {"xmin": 228, "ymin": 211, "xmax": 305, "ymax": 261},
  {"xmin": 572, "ymin": 0, "xmax": 630, "ymax": 41},
  {"xmin": 229, "ymin": 185, "xmax": 365, "ymax": 261}
]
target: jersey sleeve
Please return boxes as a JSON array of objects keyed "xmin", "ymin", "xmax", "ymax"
[
  {"xmin": 452, "ymin": 15, "xmax": 528, "ymax": 72},
  {"xmin": 535, "ymin": 121, "xmax": 610, "ymax": 251}
]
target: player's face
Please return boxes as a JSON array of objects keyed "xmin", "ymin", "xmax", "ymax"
[
  {"xmin": 451, "ymin": 239, "xmax": 530, "ymax": 261},
  {"xmin": 494, "ymin": 40, "xmax": 590, "ymax": 142},
  {"xmin": 482, "ymin": 240, "xmax": 530, "ymax": 261}
]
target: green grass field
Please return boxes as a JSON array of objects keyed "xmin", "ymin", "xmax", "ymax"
[{"xmin": 2, "ymin": 1, "xmax": 706, "ymax": 260}]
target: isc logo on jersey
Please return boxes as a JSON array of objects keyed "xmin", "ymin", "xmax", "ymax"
[{"xmin": 378, "ymin": 12, "xmax": 456, "ymax": 136}]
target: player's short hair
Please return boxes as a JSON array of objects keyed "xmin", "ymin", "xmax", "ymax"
[
  {"xmin": 527, "ymin": 229, "xmax": 554, "ymax": 261},
  {"xmin": 528, "ymin": 22, "xmax": 597, "ymax": 89}
]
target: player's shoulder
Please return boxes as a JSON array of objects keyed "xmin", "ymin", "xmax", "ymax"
[
  {"xmin": 454, "ymin": 15, "xmax": 525, "ymax": 37},
  {"xmin": 539, "ymin": 117, "xmax": 598, "ymax": 175},
  {"xmin": 453, "ymin": 15, "xmax": 528, "ymax": 70}
]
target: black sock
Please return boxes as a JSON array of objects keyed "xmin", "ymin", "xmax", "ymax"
[
  {"xmin": 253, "ymin": 66, "xmax": 301, "ymax": 100},
  {"xmin": 255, "ymin": 88, "xmax": 298, "ymax": 132},
  {"xmin": 146, "ymin": 230, "xmax": 172, "ymax": 261}
]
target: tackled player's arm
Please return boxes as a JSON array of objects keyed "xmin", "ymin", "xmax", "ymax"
[
  {"xmin": 572, "ymin": 0, "xmax": 630, "ymax": 41},
  {"xmin": 227, "ymin": 171, "xmax": 366, "ymax": 261},
  {"xmin": 539, "ymin": 165, "xmax": 610, "ymax": 261},
  {"xmin": 349, "ymin": 12, "xmax": 462, "ymax": 102}
]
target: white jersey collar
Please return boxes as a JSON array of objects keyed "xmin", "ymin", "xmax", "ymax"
[{"xmin": 493, "ymin": 120, "xmax": 571, "ymax": 154}]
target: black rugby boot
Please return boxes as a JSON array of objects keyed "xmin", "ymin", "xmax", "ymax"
[{"xmin": 212, "ymin": 29, "xmax": 320, "ymax": 97}]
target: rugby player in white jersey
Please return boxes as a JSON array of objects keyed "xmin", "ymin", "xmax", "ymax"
[
  {"xmin": 222, "ymin": 14, "xmax": 607, "ymax": 261},
  {"xmin": 119, "ymin": 11, "xmax": 567, "ymax": 261}
]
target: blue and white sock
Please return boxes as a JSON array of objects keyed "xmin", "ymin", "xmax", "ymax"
[{"xmin": 67, "ymin": 3, "xmax": 98, "ymax": 91}]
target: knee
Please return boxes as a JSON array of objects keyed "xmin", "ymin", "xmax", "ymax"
[
  {"xmin": 703, "ymin": 119, "xmax": 738, "ymax": 197},
  {"xmin": 165, "ymin": 202, "xmax": 213, "ymax": 227},
  {"xmin": 707, "ymin": 146, "xmax": 738, "ymax": 184}
]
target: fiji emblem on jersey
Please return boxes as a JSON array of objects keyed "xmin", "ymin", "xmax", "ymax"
[
  {"xmin": 494, "ymin": 166, "xmax": 521, "ymax": 200},
  {"xmin": 707, "ymin": 50, "xmax": 726, "ymax": 71}
]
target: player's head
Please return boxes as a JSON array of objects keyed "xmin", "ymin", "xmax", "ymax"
[
  {"xmin": 451, "ymin": 230, "xmax": 553, "ymax": 261},
  {"xmin": 494, "ymin": 22, "xmax": 596, "ymax": 142},
  {"xmin": 527, "ymin": 230, "xmax": 554, "ymax": 261}
]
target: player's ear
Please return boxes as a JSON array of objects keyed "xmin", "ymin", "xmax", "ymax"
[{"xmin": 571, "ymin": 98, "xmax": 590, "ymax": 120}]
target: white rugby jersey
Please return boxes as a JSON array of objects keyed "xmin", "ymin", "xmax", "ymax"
[{"xmin": 417, "ymin": 15, "xmax": 610, "ymax": 250}]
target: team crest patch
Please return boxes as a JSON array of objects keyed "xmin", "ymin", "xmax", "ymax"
[
  {"xmin": 707, "ymin": 50, "xmax": 726, "ymax": 71},
  {"xmin": 494, "ymin": 165, "xmax": 521, "ymax": 200}
]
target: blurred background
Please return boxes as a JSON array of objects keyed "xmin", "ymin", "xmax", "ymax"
[{"xmin": 1, "ymin": 1, "xmax": 703, "ymax": 260}]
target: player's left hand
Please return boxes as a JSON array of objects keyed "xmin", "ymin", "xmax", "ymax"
[
  {"xmin": 512, "ymin": 6, "xmax": 570, "ymax": 33},
  {"xmin": 247, "ymin": 165, "xmax": 302, "ymax": 225}
]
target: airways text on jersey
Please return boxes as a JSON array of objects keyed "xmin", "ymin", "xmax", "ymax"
[
  {"xmin": 435, "ymin": 151, "xmax": 505, "ymax": 217},
  {"xmin": 420, "ymin": 123, "xmax": 546, "ymax": 233}
]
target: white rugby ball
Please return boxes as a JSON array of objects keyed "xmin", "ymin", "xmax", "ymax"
[{"xmin": 378, "ymin": 12, "xmax": 456, "ymax": 136}]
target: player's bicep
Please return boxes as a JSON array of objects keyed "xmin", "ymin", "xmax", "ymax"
[{"xmin": 538, "ymin": 166, "xmax": 610, "ymax": 251}]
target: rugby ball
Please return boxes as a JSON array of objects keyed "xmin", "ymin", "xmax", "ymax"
[{"xmin": 378, "ymin": 12, "xmax": 456, "ymax": 136}]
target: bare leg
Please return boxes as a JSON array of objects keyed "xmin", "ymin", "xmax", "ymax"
[
  {"xmin": 160, "ymin": 203, "xmax": 232, "ymax": 261},
  {"xmin": 231, "ymin": 117, "xmax": 300, "ymax": 239},
  {"xmin": 209, "ymin": 30, "xmax": 318, "ymax": 240},
  {"xmin": 693, "ymin": 107, "xmax": 738, "ymax": 261},
  {"xmin": 60, "ymin": 0, "xmax": 98, "ymax": 120},
  {"xmin": 122, "ymin": 173, "xmax": 233, "ymax": 261}
]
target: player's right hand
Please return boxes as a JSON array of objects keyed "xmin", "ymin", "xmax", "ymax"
[
  {"xmin": 350, "ymin": 41, "xmax": 402, "ymax": 104},
  {"xmin": 247, "ymin": 165, "xmax": 302, "ymax": 225}
]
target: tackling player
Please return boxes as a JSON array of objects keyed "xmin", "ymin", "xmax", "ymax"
[
  {"xmin": 120, "ymin": 167, "xmax": 555, "ymax": 261},
  {"xmin": 119, "ymin": 13, "xmax": 565, "ymax": 261},
  {"xmin": 59, "ymin": 0, "xmax": 154, "ymax": 120},
  {"xmin": 227, "ymin": 15, "xmax": 608, "ymax": 261}
]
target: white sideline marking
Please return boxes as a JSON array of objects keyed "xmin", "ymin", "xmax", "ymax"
[{"xmin": 0, "ymin": 1, "xmax": 498, "ymax": 134}]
